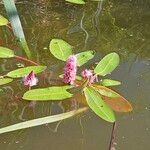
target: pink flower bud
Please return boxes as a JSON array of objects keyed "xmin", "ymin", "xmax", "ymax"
[
  {"xmin": 81, "ymin": 69, "xmax": 97, "ymax": 84},
  {"xmin": 81, "ymin": 69, "xmax": 93, "ymax": 78},
  {"xmin": 23, "ymin": 71, "xmax": 38, "ymax": 87},
  {"xmin": 63, "ymin": 55, "xmax": 77, "ymax": 84}
]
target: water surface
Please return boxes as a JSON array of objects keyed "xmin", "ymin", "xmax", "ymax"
[{"xmin": 0, "ymin": 0, "xmax": 150, "ymax": 150}]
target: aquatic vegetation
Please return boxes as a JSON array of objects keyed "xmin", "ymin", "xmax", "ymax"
[
  {"xmin": 65, "ymin": 0, "xmax": 103, "ymax": 5},
  {"xmin": 65, "ymin": 0, "xmax": 86, "ymax": 4},
  {"xmin": 0, "ymin": 38, "xmax": 132, "ymax": 128},
  {"xmin": 2, "ymin": 0, "xmax": 31, "ymax": 58},
  {"xmin": 0, "ymin": 15, "xmax": 9, "ymax": 26},
  {"xmin": 0, "ymin": 1, "xmax": 133, "ymax": 134},
  {"xmin": 0, "ymin": 107, "xmax": 88, "ymax": 134}
]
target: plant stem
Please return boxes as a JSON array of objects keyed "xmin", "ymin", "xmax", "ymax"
[
  {"xmin": 109, "ymin": 122, "xmax": 117, "ymax": 150},
  {"xmin": 6, "ymin": 23, "xmax": 12, "ymax": 31},
  {"xmin": 15, "ymin": 55, "xmax": 39, "ymax": 66}
]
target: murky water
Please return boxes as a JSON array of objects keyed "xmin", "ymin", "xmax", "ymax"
[{"xmin": 0, "ymin": 0, "xmax": 150, "ymax": 150}]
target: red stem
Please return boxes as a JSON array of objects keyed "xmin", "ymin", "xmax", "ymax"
[
  {"xmin": 15, "ymin": 55, "xmax": 39, "ymax": 66},
  {"xmin": 6, "ymin": 24, "xmax": 13, "ymax": 31}
]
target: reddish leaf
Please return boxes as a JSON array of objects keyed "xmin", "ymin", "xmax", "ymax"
[
  {"xmin": 92, "ymin": 84, "xmax": 133, "ymax": 112},
  {"xmin": 102, "ymin": 96, "xmax": 132, "ymax": 112}
]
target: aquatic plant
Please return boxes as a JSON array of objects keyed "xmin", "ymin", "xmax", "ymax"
[
  {"xmin": 0, "ymin": 38, "xmax": 132, "ymax": 135},
  {"xmin": 2, "ymin": 0, "xmax": 31, "ymax": 58},
  {"xmin": 65, "ymin": 0, "xmax": 103, "ymax": 5},
  {"xmin": 0, "ymin": 0, "xmax": 132, "ymax": 133}
]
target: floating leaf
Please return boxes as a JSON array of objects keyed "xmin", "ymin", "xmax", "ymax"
[
  {"xmin": 23, "ymin": 86, "xmax": 73, "ymax": 101},
  {"xmin": 65, "ymin": 0, "xmax": 85, "ymax": 4},
  {"xmin": 49, "ymin": 39, "xmax": 72, "ymax": 61},
  {"xmin": 0, "ymin": 78, "xmax": 13, "ymax": 85},
  {"xmin": 0, "ymin": 15, "xmax": 9, "ymax": 26},
  {"xmin": 100, "ymin": 79, "xmax": 121, "ymax": 86},
  {"xmin": 84, "ymin": 87, "xmax": 115, "ymax": 122},
  {"xmin": 94, "ymin": 52, "xmax": 120, "ymax": 76},
  {"xmin": 76, "ymin": 51, "xmax": 95, "ymax": 66},
  {"xmin": 91, "ymin": 0, "xmax": 104, "ymax": 1},
  {"xmin": 93, "ymin": 86, "xmax": 119, "ymax": 98},
  {"xmin": 92, "ymin": 84, "xmax": 133, "ymax": 112},
  {"xmin": 0, "ymin": 107, "xmax": 88, "ymax": 134},
  {"xmin": 7, "ymin": 66, "xmax": 46, "ymax": 78},
  {"xmin": 0, "ymin": 47, "xmax": 15, "ymax": 58}
]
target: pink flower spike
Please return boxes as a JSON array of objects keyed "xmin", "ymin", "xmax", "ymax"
[
  {"xmin": 23, "ymin": 71, "xmax": 38, "ymax": 87},
  {"xmin": 63, "ymin": 55, "xmax": 77, "ymax": 85}
]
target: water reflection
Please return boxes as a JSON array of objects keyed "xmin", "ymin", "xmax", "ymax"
[{"xmin": 0, "ymin": 0, "xmax": 150, "ymax": 150}]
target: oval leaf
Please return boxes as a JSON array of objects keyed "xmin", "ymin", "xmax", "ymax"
[
  {"xmin": 84, "ymin": 87, "xmax": 115, "ymax": 122},
  {"xmin": 65, "ymin": 0, "xmax": 85, "ymax": 4},
  {"xmin": 23, "ymin": 86, "xmax": 73, "ymax": 101},
  {"xmin": 94, "ymin": 52, "xmax": 120, "ymax": 76},
  {"xmin": 93, "ymin": 87, "xmax": 119, "ymax": 98},
  {"xmin": 0, "ymin": 107, "xmax": 88, "ymax": 134},
  {"xmin": 0, "ymin": 15, "xmax": 9, "ymax": 26},
  {"xmin": 7, "ymin": 66, "xmax": 46, "ymax": 78},
  {"xmin": 49, "ymin": 39, "xmax": 72, "ymax": 61},
  {"xmin": 100, "ymin": 79, "xmax": 121, "ymax": 86},
  {"xmin": 0, "ymin": 78, "xmax": 13, "ymax": 85},
  {"xmin": 76, "ymin": 51, "xmax": 95, "ymax": 66},
  {"xmin": 0, "ymin": 47, "xmax": 15, "ymax": 58},
  {"xmin": 92, "ymin": 84, "xmax": 133, "ymax": 112}
]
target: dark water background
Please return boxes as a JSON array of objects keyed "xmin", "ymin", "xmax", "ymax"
[{"xmin": 0, "ymin": 0, "xmax": 150, "ymax": 150}]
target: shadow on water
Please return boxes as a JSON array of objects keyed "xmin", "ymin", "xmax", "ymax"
[{"xmin": 0, "ymin": 0, "xmax": 150, "ymax": 150}]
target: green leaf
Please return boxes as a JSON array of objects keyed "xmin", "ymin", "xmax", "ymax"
[
  {"xmin": 92, "ymin": 85, "xmax": 119, "ymax": 98},
  {"xmin": 0, "ymin": 107, "xmax": 88, "ymax": 134},
  {"xmin": 2, "ymin": 0, "xmax": 31, "ymax": 58},
  {"xmin": 49, "ymin": 39, "xmax": 73, "ymax": 61},
  {"xmin": 6, "ymin": 66, "xmax": 46, "ymax": 78},
  {"xmin": 0, "ymin": 77, "xmax": 13, "ymax": 85},
  {"xmin": 23, "ymin": 86, "xmax": 73, "ymax": 101},
  {"xmin": 94, "ymin": 52, "xmax": 120, "ymax": 76},
  {"xmin": 84, "ymin": 87, "xmax": 115, "ymax": 122},
  {"xmin": 65, "ymin": 0, "xmax": 85, "ymax": 4},
  {"xmin": 76, "ymin": 51, "xmax": 95, "ymax": 66},
  {"xmin": 91, "ymin": 0, "xmax": 104, "ymax": 1},
  {"xmin": 0, "ymin": 47, "xmax": 15, "ymax": 58},
  {"xmin": 0, "ymin": 15, "xmax": 9, "ymax": 26},
  {"xmin": 100, "ymin": 79, "xmax": 121, "ymax": 86}
]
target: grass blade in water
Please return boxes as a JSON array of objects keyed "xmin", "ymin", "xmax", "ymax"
[
  {"xmin": 0, "ymin": 107, "xmax": 88, "ymax": 134},
  {"xmin": 2, "ymin": 0, "xmax": 31, "ymax": 58}
]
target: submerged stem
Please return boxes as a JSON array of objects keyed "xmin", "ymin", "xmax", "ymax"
[
  {"xmin": 15, "ymin": 55, "xmax": 39, "ymax": 66},
  {"xmin": 109, "ymin": 122, "xmax": 117, "ymax": 150}
]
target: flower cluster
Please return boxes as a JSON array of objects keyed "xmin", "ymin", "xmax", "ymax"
[
  {"xmin": 63, "ymin": 55, "xmax": 77, "ymax": 85},
  {"xmin": 81, "ymin": 69, "xmax": 97, "ymax": 84},
  {"xmin": 23, "ymin": 55, "xmax": 97, "ymax": 87},
  {"xmin": 63, "ymin": 55, "xmax": 97, "ymax": 85},
  {"xmin": 23, "ymin": 71, "xmax": 38, "ymax": 87}
]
